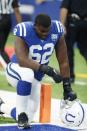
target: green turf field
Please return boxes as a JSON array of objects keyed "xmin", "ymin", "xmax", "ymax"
[{"xmin": 0, "ymin": 33, "xmax": 87, "ymax": 123}]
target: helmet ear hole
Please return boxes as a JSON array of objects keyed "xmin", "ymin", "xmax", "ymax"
[{"xmin": 60, "ymin": 101, "xmax": 85, "ymax": 127}]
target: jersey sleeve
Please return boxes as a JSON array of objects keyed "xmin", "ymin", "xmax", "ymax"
[
  {"xmin": 55, "ymin": 20, "xmax": 65, "ymax": 37},
  {"xmin": 13, "ymin": 22, "xmax": 27, "ymax": 39}
]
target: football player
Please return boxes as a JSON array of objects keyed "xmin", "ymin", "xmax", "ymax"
[{"xmin": 0, "ymin": 14, "xmax": 77, "ymax": 129}]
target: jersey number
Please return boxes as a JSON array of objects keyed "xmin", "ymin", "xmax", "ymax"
[{"xmin": 30, "ymin": 43, "xmax": 54, "ymax": 64}]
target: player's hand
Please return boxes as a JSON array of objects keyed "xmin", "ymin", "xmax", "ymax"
[
  {"xmin": 52, "ymin": 69, "xmax": 62, "ymax": 83},
  {"xmin": 39, "ymin": 65, "xmax": 62, "ymax": 83},
  {"xmin": 63, "ymin": 78, "xmax": 77, "ymax": 101},
  {"xmin": 63, "ymin": 90, "xmax": 77, "ymax": 101}
]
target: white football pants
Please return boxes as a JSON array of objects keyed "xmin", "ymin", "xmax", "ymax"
[{"xmin": 5, "ymin": 62, "xmax": 41, "ymax": 121}]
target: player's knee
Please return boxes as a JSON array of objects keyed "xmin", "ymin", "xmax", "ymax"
[{"xmin": 21, "ymin": 68, "xmax": 34, "ymax": 82}]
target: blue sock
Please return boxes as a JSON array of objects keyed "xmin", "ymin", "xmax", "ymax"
[
  {"xmin": 16, "ymin": 80, "xmax": 32, "ymax": 115},
  {"xmin": 17, "ymin": 80, "xmax": 31, "ymax": 95}
]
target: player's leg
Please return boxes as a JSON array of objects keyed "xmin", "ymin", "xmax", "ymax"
[
  {"xmin": 0, "ymin": 30, "xmax": 11, "ymax": 64},
  {"xmin": 0, "ymin": 98, "xmax": 16, "ymax": 119},
  {"xmin": 5, "ymin": 62, "xmax": 34, "ymax": 128},
  {"xmin": 0, "ymin": 98, "xmax": 29, "ymax": 127},
  {"xmin": 0, "ymin": 98, "xmax": 4, "ymax": 115},
  {"xmin": 27, "ymin": 79, "xmax": 41, "ymax": 122},
  {"xmin": 0, "ymin": 62, "xmax": 18, "ymax": 119},
  {"xmin": 77, "ymin": 24, "xmax": 87, "ymax": 62},
  {"xmin": 0, "ymin": 15, "xmax": 11, "ymax": 65},
  {"xmin": 0, "ymin": 79, "xmax": 41, "ymax": 123},
  {"xmin": 65, "ymin": 25, "xmax": 77, "ymax": 83}
]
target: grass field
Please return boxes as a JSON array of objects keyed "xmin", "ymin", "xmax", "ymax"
[{"xmin": 0, "ymin": 33, "xmax": 87, "ymax": 123}]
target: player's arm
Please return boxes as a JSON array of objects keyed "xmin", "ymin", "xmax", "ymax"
[
  {"xmin": 60, "ymin": 8, "xmax": 68, "ymax": 26},
  {"xmin": 55, "ymin": 35, "xmax": 70, "ymax": 78},
  {"xmin": 12, "ymin": 0, "xmax": 22, "ymax": 23},
  {"xmin": 55, "ymin": 35, "xmax": 77, "ymax": 101},
  {"xmin": 13, "ymin": 7, "xmax": 22, "ymax": 23},
  {"xmin": 14, "ymin": 36, "xmax": 40, "ymax": 71},
  {"xmin": 60, "ymin": 0, "xmax": 70, "ymax": 34},
  {"xmin": 60, "ymin": 8, "xmax": 68, "ymax": 34}
]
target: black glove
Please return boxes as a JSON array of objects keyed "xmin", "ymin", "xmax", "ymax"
[
  {"xmin": 39, "ymin": 65, "xmax": 62, "ymax": 83},
  {"xmin": 63, "ymin": 78, "xmax": 77, "ymax": 101}
]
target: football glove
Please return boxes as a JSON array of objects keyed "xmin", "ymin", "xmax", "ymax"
[
  {"xmin": 39, "ymin": 65, "xmax": 62, "ymax": 83},
  {"xmin": 63, "ymin": 78, "xmax": 77, "ymax": 101}
]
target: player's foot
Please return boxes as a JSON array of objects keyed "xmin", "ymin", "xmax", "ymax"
[
  {"xmin": 18, "ymin": 112, "xmax": 31, "ymax": 129},
  {"xmin": 0, "ymin": 98, "xmax": 4, "ymax": 115}
]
